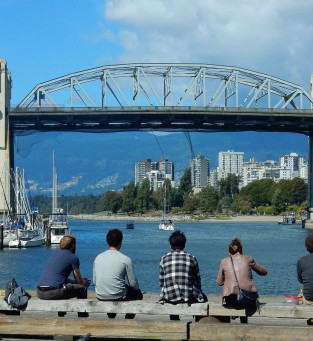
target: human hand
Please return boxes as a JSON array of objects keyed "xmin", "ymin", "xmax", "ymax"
[{"xmin": 84, "ymin": 279, "xmax": 91, "ymax": 287}]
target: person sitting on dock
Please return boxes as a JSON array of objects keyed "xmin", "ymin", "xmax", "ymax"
[
  {"xmin": 93, "ymin": 228, "xmax": 142, "ymax": 301},
  {"xmin": 297, "ymin": 234, "xmax": 313, "ymax": 325},
  {"xmin": 216, "ymin": 237, "xmax": 267, "ymax": 323},
  {"xmin": 159, "ymin": 230, "xmax": 207, "ymax": 318},
  {"xmin": 37, "ymin": 235, "xmax": 90, "ymax": 300}
]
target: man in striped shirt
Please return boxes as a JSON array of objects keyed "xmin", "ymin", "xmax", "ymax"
[{"xmin": 159, "ymin": 230, "xmax": 207, "ymax": 309}]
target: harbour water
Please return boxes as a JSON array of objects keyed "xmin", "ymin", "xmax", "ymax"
[{"xmin": 0, "ymin": 219, "xmax": 311, "ymax": 298}]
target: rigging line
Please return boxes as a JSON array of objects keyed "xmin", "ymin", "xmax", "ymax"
[
  {"xmin": 151, "ymin": 131, "xmax": 165, "ymax": 159},
  {"xmin": 184, "ymin": 131, "xmax": 195, "ymax": 159},
  {"xmin": 0, "ymin": 174, "xmax": 14, "ymax": 222}
]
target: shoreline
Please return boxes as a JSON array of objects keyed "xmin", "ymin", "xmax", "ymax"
[{"xmin": 69, "ymin": 213, "xmax": 282, "ymax": 223}]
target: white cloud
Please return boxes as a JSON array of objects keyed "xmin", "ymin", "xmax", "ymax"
[{"xmin": 101, "ymin": 0, "xmax": 313, "ymax": 89}]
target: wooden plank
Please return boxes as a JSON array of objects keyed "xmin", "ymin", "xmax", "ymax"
[
  {"xmin": 189, "ymin": 323, "xmax": 313, "ymax": 341},
  {"xmin": 0, "ymin": 316, "xmax": 187, "ymax": 340},
  {"xmin": 0, "ymin": 298, "xmax": 208, "ymax": 316},
  {"xmin": 257, "ymin": 303, "xmax": 313, "ymax": 319},
  {"xmin": 209, "ymin": 302, "xmax": 313, "ymax": 319},
  {"xmin": 209, "ymin": 303, "xmax": 247, "ymax": 317}
]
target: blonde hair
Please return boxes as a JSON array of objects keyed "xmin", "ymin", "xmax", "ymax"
[{"xmin": 60, "ymin": 235, "xmax": 76, "ymax": 250}]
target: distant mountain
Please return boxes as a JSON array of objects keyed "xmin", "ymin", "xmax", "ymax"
[{"xmin": 14, "ymin": 131, "xmax": 308, "ymax": 195}]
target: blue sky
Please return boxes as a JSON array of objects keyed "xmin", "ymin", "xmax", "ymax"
[{"xmin": 2, "ymin": 0, "xmax": 313, "ymax": 106}]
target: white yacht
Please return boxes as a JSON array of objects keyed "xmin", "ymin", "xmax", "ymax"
[
  {"xmin": 9, "ymin": 229, "xmax": 45, "ymax": 248},
  {"xmin": 47, "ymin": 151, "xmax": 70, "ymax": 244}
]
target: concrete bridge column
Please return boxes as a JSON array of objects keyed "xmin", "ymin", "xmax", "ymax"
[
  {"xmin": 0, "ymin": 59, "xmax": 12, "ymax": 215},
  {"xmin": 305, "ymin": 75, "xmax": 313, "ymax": 228}
]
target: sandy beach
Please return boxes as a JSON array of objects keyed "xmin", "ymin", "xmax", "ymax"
[{"xmin": 69, "ymin": 213, "xmax": 281, "ymax": 223}]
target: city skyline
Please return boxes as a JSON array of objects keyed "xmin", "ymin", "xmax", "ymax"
[{"xmin": 135, "ymin": 150, "xmax": 307, "ymax": 192}]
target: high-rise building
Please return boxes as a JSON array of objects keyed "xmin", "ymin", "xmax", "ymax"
[
  {"xmin": 190, "ymin": 155, "xmax": 209, "ymax": 189},
  {"xmin": 135, "ymin": 159, "xmax": 152, "ymax": 186},
  {"xmin": 279, "ymin": 153, "xmax": 306, "ymax": 177},
  {"xmin": 135, "ymin": 158, "xmax": 174, "ymax": 190},
  {"xmin": 217, "ymin": 150, "xmax": 244, "ymax": 180}
]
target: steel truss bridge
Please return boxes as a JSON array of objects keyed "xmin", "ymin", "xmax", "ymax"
[{"xmin": 9, "ymin": 63, "xmax": 313, "ymax": 135}]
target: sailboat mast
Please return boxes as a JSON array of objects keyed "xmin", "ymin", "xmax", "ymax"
[
  {"xmin": 162, "ymin": 182, "xmax": 166, "ymax": 220},
  {"xmin": 52, "ymin": 151, "xmax": 58, "ymax": 214}
]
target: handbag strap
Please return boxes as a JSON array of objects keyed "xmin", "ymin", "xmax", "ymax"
[{"xmin": 230, "ymin": 256, "xmax": 241, "ymax": 289}]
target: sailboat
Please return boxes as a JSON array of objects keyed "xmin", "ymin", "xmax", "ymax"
[
  {"xmin": 8, "ymin": 167, "xmax": 45, "ymax": 248},
  {"xmin": 159, "ymin": 182, "xmax": 174, "ymax": 231},
  {"xmin": 47, "ymin": 151, "xmax": 70, "ymax": 244}
]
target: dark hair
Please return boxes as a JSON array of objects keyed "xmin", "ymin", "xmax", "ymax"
[
  {"xmin": 229, "ymin": 238, "xmax": 243, "ymax": 255},
  {"xmin": 169, "ymin": 230, "xmax": 186, "ymax": 250},
  {"xmin": 106, "ymin": 229, "xmax": 123, "ymax": 247},
  {"xmin": 305, "ymin": 234, "xmax": 313, "ymax": 253},
  {"xmin": 60, "ymin": 235, "xmax": 76, "ymax": 250}
]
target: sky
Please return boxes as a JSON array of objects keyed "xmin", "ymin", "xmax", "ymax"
[{"xmin": 2, "ymin": 0, "xmax": 313, "ymax": 106}]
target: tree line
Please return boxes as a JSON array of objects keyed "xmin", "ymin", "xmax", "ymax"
[{"xmin": 32, "ymin": 167, "xmax": 307, "ymax": 216}]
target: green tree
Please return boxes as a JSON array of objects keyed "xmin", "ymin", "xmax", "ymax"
[
  {"xmin": 99, "ymin": 191, "xmax": 122, "ymax": 213},
  {"xmin": 272, "ymin": 189, "xmax": 285, "ymax": 214},
  {"xmin": 219, "ymin": 174, "xmax": 240, "ymax": 199},
  {"xmin": 182, "ymin": 195, "xmax": 200, "ymax": 214},
  {"xmin": 231, "ymin": 195, "xmax": 252, "ymax": 214},
  {"xmin": 199, "ymin": 186, "xmax": 219, "ymax": 213},
  {"xmin": 239, "ymin": 179, "xmax": 276, "ymax": 207},
  {"xmin": 135, "ymin": 178, "xmax": 152, "ymax": 213},
  {"xmin": 121, "ymin": 180, "xmax": 136, "ymax": 213},
  {"xmin": 177, "ymin": 167, "xmax": 192, "ymax": 207},
  {"xmin": 289, "ymin": 178, "xmax": 307, "ymax": 205},
  {"xmin": 217, "ymin": 195, "xmax": 233, "ymax": 212}
]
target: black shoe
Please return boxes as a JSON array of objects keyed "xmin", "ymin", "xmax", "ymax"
[
  {"xmin": 125, "ymin": 313, "xmax": 135, "ymax": 319},
  {"xmin": 240, "ymin": 316, "xmax": 248, "ymax": 324},
  {"xmin": 170, "ymin": 315, "xmax": 180, "ymax": 321}
]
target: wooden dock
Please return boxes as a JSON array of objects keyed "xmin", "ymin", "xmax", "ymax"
[{"xmin": 0, "ymin": 291, "xmax": 313, "ymax": 341}]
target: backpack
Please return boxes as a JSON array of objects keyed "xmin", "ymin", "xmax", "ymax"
[{"xmin": 4, "ymin": 277, "xmax": 31, "ymax": 310}]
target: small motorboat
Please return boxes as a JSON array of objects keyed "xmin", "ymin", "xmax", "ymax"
[{"xmin": 126, "ymin": 222, "xmax": 134, "ymax": 229}]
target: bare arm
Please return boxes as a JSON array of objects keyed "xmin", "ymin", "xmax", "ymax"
[
  {"xmin": 73, "ymin": 268, "xmax": 90, "ymax": 287},
  {"xmin": 216, "ymin": 261, "xmax": 224, "ymax": 286}
]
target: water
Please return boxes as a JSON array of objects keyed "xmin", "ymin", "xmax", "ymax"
[{"xmin": 0, "ymin": 219, "xmax": 311, "ymax": 297}]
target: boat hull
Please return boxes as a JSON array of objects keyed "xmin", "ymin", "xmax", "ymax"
[
  {"xmin": 9, "ymin": 235, "xmax": 45, "ymax": 248},
  {"xmin": 159, "ymin": 222, "xmax": 174, "ymax": 231}
]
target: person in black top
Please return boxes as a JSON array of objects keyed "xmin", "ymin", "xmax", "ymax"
[{"xmin": 297, "ymin": 234, "xmax": 313, "ymax": 324}]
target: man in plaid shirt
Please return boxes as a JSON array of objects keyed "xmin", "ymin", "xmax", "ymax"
[{"xmin": 159, "ymin": 230, "xmax": 207, "ymax": 305}]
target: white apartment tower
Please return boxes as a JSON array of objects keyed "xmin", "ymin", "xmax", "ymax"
[
  {"xmin": 279, "ymin": 153, "xmax": 306, "ymax": 177},
  {"xmin": 217, "ymin": 150, "xmax": 244, "ymax": 180},
  {"xmin": 190, "ymin": 155, "xmax": 209, "ymax": 188}
]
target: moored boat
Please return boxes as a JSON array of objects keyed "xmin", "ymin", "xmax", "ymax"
[
  {"xmin": 47, "ymin": 151, "xmax": 70, "ymax": 244},
  {"xmin": 159, "ymin": 182, "xmax": 174, "ymax": 231},
  {"xmin": 9, "ymin": 229, "xmax": 45, "ymax": 248}
]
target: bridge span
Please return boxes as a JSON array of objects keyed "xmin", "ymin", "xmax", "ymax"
[{"xmin": 2, "ymin": 61, "xmax": 313, "ymax": 225}]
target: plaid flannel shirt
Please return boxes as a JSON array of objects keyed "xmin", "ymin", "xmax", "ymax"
[{"xmin": 159, "ymin": 249, "xmax": 206, "ymax": 303}]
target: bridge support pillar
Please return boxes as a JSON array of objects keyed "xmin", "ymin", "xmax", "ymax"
[
  {"xmin": 0, "ymin": 59, "xmax": 12, "ymax": 215},
  {"xmin": 304, "ymin": 75, "xmax": 313, "ymax": 229}
]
